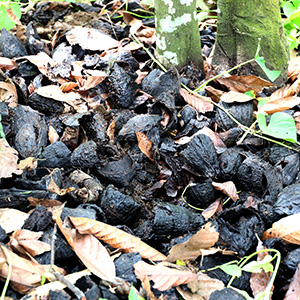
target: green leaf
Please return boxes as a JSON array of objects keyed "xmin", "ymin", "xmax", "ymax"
[
  {"xmin": 0, "ymin": 2, "xmax": 21, "ymax": 31},
  {"xmin": 288, "ymin": 9, "xmax": 300, "ymax": 21},
  {"xmin": 244, "ymin": 90, "xmax": 256, "ymax": 98},
  {"xmin": 257, "ymin": 98, "xmax": 269, "ymax": 107},
  {"xmin": 282, "ymin": 1, "xmax": 296, "ymax": 18},
  {"xmin": 255, "ymin": 56, "xmax": 281, "ymax": 82},
  {"xmin": 219, "ymin": 264, "xmax": 242, "ymax": 277},
  {"xmin": 257, "ymin": 112, "xmax": 297, "ymax": 143},
  {"xmin": 129, "ymin": 285, "xmax": 145, "ymax": 300},
  {"xmin": 242, "ymin": 255, "xmax": 274, "ymax": 273},
  {"xmin": 140, "ymin": 0, "xmax": 154, "ymax": 7}
]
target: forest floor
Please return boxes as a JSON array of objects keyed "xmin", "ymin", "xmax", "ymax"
[{"xmin": 0, "ymin": 1, "xmax": 300, "ymax": 300}]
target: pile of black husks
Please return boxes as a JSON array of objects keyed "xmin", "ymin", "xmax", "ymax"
[{"xmin": 0, "ymin": 1, "xmax": 300, "ymax": 300}]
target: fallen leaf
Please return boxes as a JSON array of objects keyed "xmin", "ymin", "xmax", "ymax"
[
  {"xmin": 167, "ymin": 222, "xmax": 219, "ymax": 262},
  {"xmin": 205, "ymin": 86, "xmax": 224, "ymax": 103},
  {"xmin": 142, "ymin": 276, "xmax": 159, "ymax": 300},
  {"xmin": 0, "ymin": 208, "xmax": 28, "ymax": 234},
  {"xmin": 18, "ymin": 157, "xmax": 37, "ymax": 172},
  {"xmin": 36, "ymin": 85, "xmax": 87, "ymax": 113},
  {"xmin": 212, "ymin": 181, "xmax": 239, "ymax": 201},
  {"xmin": 25, "ymin": 269, "xmax": 91, "ymax": 299},
  {"xmin": 136, "ymin": 131, "xmax": 154, "ymax": 162},
  {"xmin": 202, "ymin": 198, "xmax": 223, "ymax": 220},
  {"xmin": 48, "ymin": 124, "xmax": 60, "ymax": 144},
  {"xmin": 271, "ymin": 76, "xmax": 300, "ymax": 100},
  {"xmin": 27, "ymin": 197, "xmax": 63, "ymax": 207},
  {"xmin": 6, "ymin": 6, "xmax": 22, "ymax": 25},
  {"xmin": 9, "ymin": 229, "xmax": 51, "ymax": 257},
  {"xmin": 258, "ymin": 96, "xmax": 300, "ymax": 115},
  {"xmin": 70, "ymin": 61, "xmax": 107, "ymax": 90},
  {"xmin": 217, "ymin": 75, "xmax": 274, "ymax": 96},
  {"xmin": 262, "ymin": 213, "xmax": 300, "ymax": 245},
  {"xmin": 19, "ymin": 52, "xmax": 67, "ymax": 84},
  {"xmin": 180, "ymin": 88, "xmax": 214, "ymax": 113},
  {"xmin": 69, "ymin": 216, "xmax": 166, "ymax": 261},
  {"xmin": 0, "ymin": 57, "xmax": 18, "ymax": 71},
  {"xmin": 0, "ymin": 81, "xmax": 18, "ymax": 107},
  {"xmin": 48, "ymin": 176, "xmax": 75, "ymax": 196},
  {"xmin": 60, "ymin": 82, "xmax": 78, "ymax": 92},
  {"xmin": 250, "ymin": 239, "xmax": 273, "ymax": 297},
  {"xmin": 134, "ymin": 261, "xmax": 197, "ymax": 291},
  {"xmin": 0, "ymin": 245, "xmax": 63, "ymax": 294},
  {"xmin": 220, "ymin": 90, "xmax": 254, "ymax": 103},
  {"xmin": 0, "ymin": 138, "xmax": 23, "ymax": 178},
  {"xmin": 284, "ymin": 263, "xmax": 300, "ymax": 300},
  {"xmin": 66, "ymin": 27, "xmax": 120, "ymax": 51},
  {"xmin": 107, "ymin": 118, "xmax": 115, "ymax": 143},
  {"xmin": 53, "ymin": 210, "xmax": 116, "ymax": 281},
  {"xmin": 177, "ymin": 272, "xmax": 224, "ymax": 299}
]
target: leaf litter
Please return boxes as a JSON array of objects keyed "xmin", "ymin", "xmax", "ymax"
[{"xmin": 0, "ymin": 0, "xmax": 300, "ymax": 299}]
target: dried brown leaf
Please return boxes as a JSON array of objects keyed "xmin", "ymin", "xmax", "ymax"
[
  {"xmin": 69, "ymin": 216, "xmax": 166, "ymax": 261},
  {"xmin": 18, "ymin": 157, "xmax": 37, "ymax": 172},
  {"xmin": 107, "ymin": 118, "xmax": 115, "ymax": 143},
  {"xmin": 258, "ymin": 96, "xmax": 300, "ymax": 115},
  {"xmin": 272, "ymin": 77, "xmax": 300, "ymax": 100},
  {"xmin": 134, "ymin": 261, "xmax": 197, "ymax": 291},
  {"xmin": 27, "ymin": 197, "xmax": 63, "ymax": 207},
  {"xmin": 6, "ymin": 6, "xmax": 21, "ymax": 25},
  {"xmin": 176, "ymin": 287, "xmax": 204, "ymax": 299},
  {"xmin": 262, "ymin": 213, "xmax": 300, "ymax": 244},
  {"xmin": 66, "ymin": 27, "xmax": 120, "ymax": 51},
  {"xmin": 9, "ymin": 229, "xmax": 51, "ymax": 257},
  {"xmin": 202, "ymin": 198, "xmax": 223, "ymax": 220},
  {"xmin": 167, "ymin": 222, "xmax": 219, "ymax": 262},
  {"xmin": 0, "ymin": 208, "xmax": 28, "ymax": 234},
  {"xmin": 70, "ymin": 62, "xmax": 107, "ymax": 90},
  {"xmin": 53, "ymin": 210, "xmax": 116, "ymax": 281},
  {"xmin": 250, "ymin": 239, "xmax": 273, "ymax": 297},
  {"xmin": 25, "ymin": 269, "xmax": 91, "ymax": 299},
  {"xmin": 36, "ymin": 85, "xmax": 88, "ymax": 113},
  {"xmin": 60, "ymin": 82, "xmax": 78, "ymax": 92},
  {"xmin": 48, "ymin": 176, "xmax": 75, "ymax": 196},
  {"xmin": 184, "ymin": 272, "xmax": 225, "ymax": 299},
  {"xmin": 0, "ymin": 245, "xmax": 63, "ymax": 294},
  {"xmin": 0, "ymin": 57, "xmax": 18, "ymax": 71},
  {"xmin": 217, "ymin": 75, "xmax": 274, "ymax": 95},
  {"xmin": 212, "ymin": 181, "xmax": 239, "ymax": 201},
  {"xmin": 143, "ymin": 276, "xmax": 159, "ymax": 300},
  {"xmin": 0, "ymin": 81, "xmax": 18, "ymax": 107},
  {"xmin": 284, "ymin": 263, "xmax": 300, "ymax": 300},
  {"xmin": 180, "ymin": 88, "xmax": 214, "ymax": 113},
  {"xmin": 205, "ymin": 85, "xmax": 224, "ymax": 103},
  {"xmin": 136, "ymin": 131, "xmax": 154, "ymax": 162},
  {"xmin": 220, "ymin": 91, "xmax": 254, "ymax": 103},
  {"xmin": 48, "ymin": 124, "xmax": 60, "ymax": 144},
  {"xmin": 0, "ymin": 139, "xmax": 22, "ymax": 178},
  {"xmin": 19, "ymin": 52, "xmax": 67, "ymax": 84}
]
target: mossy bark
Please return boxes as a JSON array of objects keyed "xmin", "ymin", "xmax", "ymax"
[
  {"xmin": 155, "ymin": 0, "xmax": 204, "ymax": 71},
  {"xmin": 212, "ymin": 0, "xmax": 289, "ymax": 86}
]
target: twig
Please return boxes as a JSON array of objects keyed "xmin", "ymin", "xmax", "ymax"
[{"xmin": 50, "ymin": 224, "xmax": 86, "ymax": 300}]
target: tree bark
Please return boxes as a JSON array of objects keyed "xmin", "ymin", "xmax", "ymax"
[
  {"xmin": 212, "ymin": 0, "xmax": 289, "ymax": 86},
  {"xmin": 155, "ymin": 0, "xmax": 204, "ymax": 71}
]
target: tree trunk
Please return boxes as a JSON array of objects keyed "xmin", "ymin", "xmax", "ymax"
[
  {"xmin": 154, "ymin": 0, "xmax": 204, "ymax": 71},
  {"xmin": 212, "ymin": 0, "xmax": 289, "ymax": 86}
]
